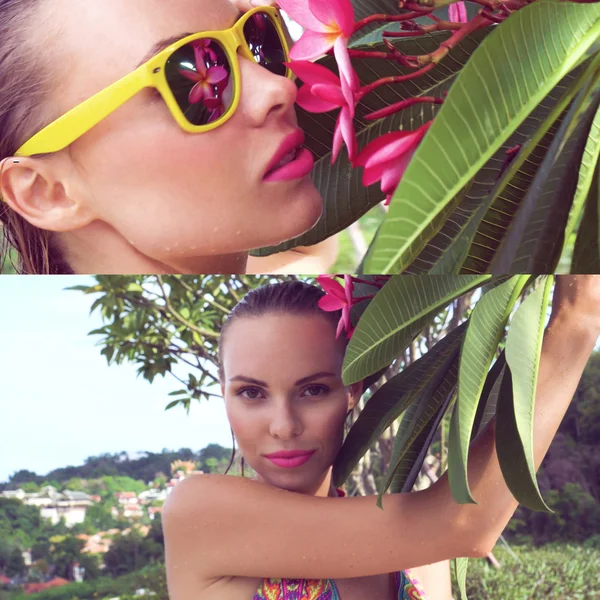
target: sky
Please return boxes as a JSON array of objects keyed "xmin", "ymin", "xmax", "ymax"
[{"xmin": 0, "ymin": 276, "xmax": 232, "ymax": 484}]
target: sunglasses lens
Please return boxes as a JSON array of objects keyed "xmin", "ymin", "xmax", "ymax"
[
  {"xmin": 244, "ymin": 12, "xmax": 287, "ymax": 77},
  {"xmin": 165, "ymin": 39, "xmax": 235, "ymax": 127}
]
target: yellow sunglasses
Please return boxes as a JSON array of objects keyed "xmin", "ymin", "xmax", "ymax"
[{"xmin": 15, "ymin": 6, "xmax": 292, "ymax": 158}]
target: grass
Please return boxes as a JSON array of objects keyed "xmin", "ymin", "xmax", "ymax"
[{"xmin": 452, "ymin": 539, "xmax": 600, "ymax": 599}]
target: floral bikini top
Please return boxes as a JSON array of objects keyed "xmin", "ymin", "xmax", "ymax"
[{"xmin": 253, "ymin": 489, "xmax": 429, "ymax": 600}]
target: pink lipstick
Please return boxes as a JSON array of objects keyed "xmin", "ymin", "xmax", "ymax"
[
  {"xmin": 264, "ymin": 130, "xmax": 315, "ymax": 183},
  {"xmin": 264, "ymin": 449, "xmax": 316, "ymax": 468}
]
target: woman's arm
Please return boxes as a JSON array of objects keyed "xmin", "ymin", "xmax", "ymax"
[
  {"xmin": 432, "ymin": 275, "xmax": 600, "ymax": 554},
  {"xmin": 163, "ymin": 470, "xmax": 479, "ymax": 582}
]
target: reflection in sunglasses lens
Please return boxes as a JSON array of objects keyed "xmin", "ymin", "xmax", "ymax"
[
  {"xmin": 165, "ymin": 39, "xmax": 234, "ymax": 126},
  {"xmin": 244, "ymin": 13, "xmax": 286, "ymax": 77}
]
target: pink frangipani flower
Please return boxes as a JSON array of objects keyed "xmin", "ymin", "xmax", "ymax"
[
  {"xmin": 317, "ymin": 275, "xmax": 356, "ymax": 339},
  {"xmin": 278, "ymin": 0, "xmax": 357, "ymax": 109},
  {"xmin": 355, "ymin": 122, "xmax": 432, "ymax": 206},
  {"xmin": 288, "ymin": 60, "xmax": 358, "ymax": 163},
  {"xmin": 448, "ymin": 1, "xmax": 469, "ymax": 23}
]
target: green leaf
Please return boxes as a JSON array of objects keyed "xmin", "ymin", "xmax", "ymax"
[
  {"xmin": 448, "ymin": 276, "xmax": 529, "ymax": 504},
  {"xmin": 453, "ymin": 557, "xmax": 470, "ymax": 600},
  {"xmin": 489, "ymin": 69, "xmax": 600, "ymax": 273},
  {"xmin": 470, "ymin": 350, "xmax": 506, "ymax": 443},
  {"xmin": 500, "ymin": 276, "xmax": 555, "ymax": 512},
  {"xmin": 252, "ymin": 28, "xmax": 492, "ymax": 257},
  {"xmin": 333, "ymin": 323, "xmax": 466, "ymax": 487},
  {"xmin": 565, "ymin": 100, "xmax": 600, "ymax": 254},
  {"xmin": 409, "ymin": 66, "xmax": 585, "ymax": 274},
  {"xmin": 572, "ymin": 163, "xmax": 600, "ymax": 273},
  {"xmin": 377, "ymin": 332, "xmax": 462, "ymax": 506},
  {"xmin": 366, "ymin": 0, "xmax": 600, "ymax": 273},
  {"xmin": 165, "ymin": 400, "xmax": 180, "ymax": 411},
  {"xmin": 388, "ymin": 388, "xmax": 456, "ymax": 494},
  {"xmin": 343, "ymin": 275, "xmax": 490, "ymax": 385}
]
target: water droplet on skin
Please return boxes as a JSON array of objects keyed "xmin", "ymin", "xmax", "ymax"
[
  {"xmin": 165, "ymin": 247, "xmax": 172, "ymax": 253},
  {"xmin": 236, "ymin": 230, "xmax": 242, "ymax": 236}
]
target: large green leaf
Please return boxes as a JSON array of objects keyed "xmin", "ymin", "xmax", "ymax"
[
  {"xmin": 389, "ymin": 388, "xmax": 456, "ymax": 494},
  {"xmin": 448, "ymin": 276, "xmax": 528, "ymax": 504},
  {"xmin": 489, "ymin": 70, "xmax": 600, "ymax": 273},
  {"xmin": 366, "ymin": 0, "xmax": 600, "ymax": 273},
  {"xmin": 470, "ymin": 351, "xmax": 506, "ymax": 443},
  {"xmin": 342, "ymin": 275, "xmax": 490, "ymax": 384},
  {"xmin": 572, "ymin": 163, "xmax": 600, "ymax": 273},
  {"xmin": 500, "ymin": 276, "xmax": 554, "ymax": 512},
  {"xmin": 378, "ymin": 347, "xmax": 461, "ymax": 506},
  {"xmin": 252, "ymin": 28, "xmax": 492, "ymax": 257},
  {"xmin": 407, "ymin": 66, "xmax": 585, "ymax": 274},
  {"xmin": 564, "ymin": 101, "xmax": 600, "ymax": 252},
  {"xmin": 333, "ymin": 322, "xmax": 466, "ymax": 487}
]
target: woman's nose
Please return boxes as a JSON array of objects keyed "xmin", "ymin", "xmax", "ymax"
[
  {"xmin": 237, "ymin": 55, "xmax": 298, "ymax": 128},
  {"xmin": 269, "ymin": 403, "xmax": 303, "ymax": 440}
]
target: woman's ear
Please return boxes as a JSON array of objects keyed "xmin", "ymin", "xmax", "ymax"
[{"xmin": 0, "ymin": 156, "xmax": 96, "ymax": 233}]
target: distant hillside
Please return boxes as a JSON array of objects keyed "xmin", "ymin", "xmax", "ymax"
[{"xmin": 0, "ymin": 444, "xmax": 232, "ymax": 490}]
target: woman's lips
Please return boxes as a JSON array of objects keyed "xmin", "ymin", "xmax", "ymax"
[
  {"xmin": 265, "ymin": 450, "xmax": 316, "ymax": 468},
  {"xmin": 264, "ymin": 148, "xmax": 315, "ymax": 183}
]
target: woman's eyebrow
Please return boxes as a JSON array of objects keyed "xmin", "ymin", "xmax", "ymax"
[
  {"xmin": 230, "ymin": 375, "xmax": 269, "ymax": 387},
  {"xmin": 294, "ymin": 372, "xmax": 337, "ymax": 386},
  {"xmin": 135, "ymin": 12, "xmax": 245, "ymax": 69}
]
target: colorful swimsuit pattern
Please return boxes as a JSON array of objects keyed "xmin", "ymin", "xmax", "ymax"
[
  {"xmin": 253, "ymin": 490, "xmax": 429, "ymax": 600},
  {"xmin": 253, "ymin": 569, "xmax": 428, "ymax": 600}
]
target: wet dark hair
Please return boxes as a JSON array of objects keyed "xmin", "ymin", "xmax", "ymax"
[
  {"xmin": 219, "ymin": 280, "xmax": 347, "ymax": 477},
  {"xmin": 218, "ymin": 279, "xmax": 344, "ymax": 380},
  {"xmin": 0, "ymin": 0, "xmax": 71, "ymax": 274}
]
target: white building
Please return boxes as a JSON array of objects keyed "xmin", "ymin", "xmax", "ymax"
[{"xmin": 2, "ymin": 486, "xmax": 93, "ymax": 527}]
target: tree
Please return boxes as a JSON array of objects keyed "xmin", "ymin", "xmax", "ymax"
[
  {"xmin": 51, "ymin": 536, "xmax": 85, "ymax": 580},
  {"xmin": 6, "ymin": 547, "xmax": 25, "ymax": 578},
  {"xmin": 9, "ymin": 470, "xmax": 40, "ymax": 486},
  {"xmin": 71, "ymin": 275, "xmax": 301, "ymax": 407}
]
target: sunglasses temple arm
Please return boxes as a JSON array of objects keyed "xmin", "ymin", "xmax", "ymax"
[{"xmin": 16, "ymin": 68, "xmax": 151, "ymax": 157}]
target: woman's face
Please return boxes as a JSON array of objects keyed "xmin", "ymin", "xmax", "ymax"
[
  {"xmin": 38, "ymin": 0, "xmax": 323, "ymax": 264},
  {"xmin": 221, "ymin": 313, "xmax": 360, "ymax": 495}
]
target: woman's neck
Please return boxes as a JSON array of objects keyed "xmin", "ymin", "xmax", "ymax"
[{"xmin": 57, "ymin": 221, "xmax": 249, "ymax": 274}]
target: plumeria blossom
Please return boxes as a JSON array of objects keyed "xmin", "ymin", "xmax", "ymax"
[
  {"xmin": 179, "ymin": 42, "xmax": 229, "ymax": 105},
  {"xmin": 317, "ymin": 275, "xmax": 355, "ymax": 339},
  {"xmin": 278, "ymin": 0, "xmax": 357, "ymax": 108},
  {"xmin": 355, "ymin": 122, "xmax": 433, "ymax": 206},
  {"xmin": 288, "ymin": 60, "xmax": 358, "ymax": 163},
  {"xmin": 448, "ymin": 1, "xmax": 469, "ymax": 23}
]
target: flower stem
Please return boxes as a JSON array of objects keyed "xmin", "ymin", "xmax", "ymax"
[
  {"xmin": 352, "ymin": 11, "xmax": 431, "ymax": 35},
  {"xmin": 356, "ymin": 63, "xmax": 436, "ymax": 100},
  {"xmin": 364, "ymin": 96, "xmax": 444, "ymax": 120}
]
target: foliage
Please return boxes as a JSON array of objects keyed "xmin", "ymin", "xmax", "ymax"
[
  {"xmin": 452, "ymin": 542, "xmax": 600, "ymax": 599},
  {"xmin": 103, "ymin": 530, "xmax": 163, "ymax": 578},
  {"xmin": 6, "ymin": 563, "xmax": 168, "ymax": 600},
  {"xmin": 252, "ymin": 0, "xmax": 600, "ymax": 275},
  {"xmin": 69, "ymin": 275, "xmax": 307, "ymax": 408}
]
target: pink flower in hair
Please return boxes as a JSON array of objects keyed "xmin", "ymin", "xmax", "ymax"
[{"xmin": 317, "ymin": 275, "xmax": 355, "ymax": 339}]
